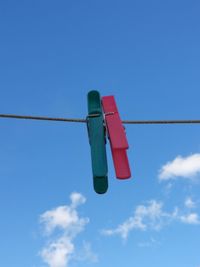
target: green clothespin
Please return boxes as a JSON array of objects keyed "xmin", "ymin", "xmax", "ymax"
[{"xmin": 87, "ymin": 90, "xmax": 108, "ymax": 194}]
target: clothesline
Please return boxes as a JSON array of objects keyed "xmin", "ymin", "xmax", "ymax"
[{"xmin": 1, "ymin": 113, "xmax": 200, "ymax": 124}]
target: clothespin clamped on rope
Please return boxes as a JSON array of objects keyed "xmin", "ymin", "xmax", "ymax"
[
  {"xmin": 87, "ymin": 91, "xmax": 108, "ymax": 194},
  {"xmin": 87, "ymin": 90, "xmax": 131, "ymax": 194},
  {"xmin": 102, "ymin": 96, "xmax": 131, "ymax": 179}
]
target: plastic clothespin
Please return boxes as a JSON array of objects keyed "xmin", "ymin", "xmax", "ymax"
[
  {"xmin": 102, "ymin": 95, "xmax": 131, "ymax": 179},
  {"xmin": 87, "ymin": 90, "xmax": 108, "ymax": 194}
]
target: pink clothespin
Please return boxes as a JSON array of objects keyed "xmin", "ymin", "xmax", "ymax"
[{"xmin": 102, "ymin": 96, "xmax": 131, "ymax": 179}]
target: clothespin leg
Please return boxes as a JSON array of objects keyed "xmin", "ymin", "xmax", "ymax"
[{"xmin": 111, "ymin": 148, "xmax": 131, "ymax": 179}]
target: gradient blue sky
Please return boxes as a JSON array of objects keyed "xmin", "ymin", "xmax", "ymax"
[{"xmin": 0, "ymin": 0, "xmax": 200, "ymax": 267}]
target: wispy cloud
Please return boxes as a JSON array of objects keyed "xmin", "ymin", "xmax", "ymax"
[
  {"xmin": 180, "ymin": 213, "xmax": 200, "ymax": 225},
  {"xmin": 159, "ymin": 154, "xmax": 200, "ymax": 181},
  {"xmin": 185, "ymin": 197, "xmax": 196, "ymax": 209},
  {"xmin": 39, "ymin": 192, "xmax": 95, "ymax": 267},
  {"xmin": 102, "ymin": 200, "xmax": 177, "ymax": 240},
  {"xmin": 102, "ymin": 199, "xmax": 200, "ymax": 240},
  {"xmin": 138, "ymin": 237, "xmax": 160, "ymax": 248},
  {"xmin": 74, "ymin": 241, "xmax": 98, "ymax": 263}
]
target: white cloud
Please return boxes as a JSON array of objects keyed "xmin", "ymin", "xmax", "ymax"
[
  {"xmin": 159, "ymin": 154, "xmax": 200, "ymax": 181},
  {"xmin": 39, "ymin": 192, "xmax": 94, "ymax": 267},
  {"xmin": 185, "ymin": 197, "xmax": 196, "ymax": 209},
  {"xmin": 40, "ymin": 193, "xmax": 88, "ymax": 236},
  {"xmin": 70, "ymin": 192, "xmax": 86, "ymax": 208},
  {"xmin": 40, "ymin": 237, "xmax": 74, "ymax": 267},
  {"xmin": 180, "ymin": 213, "xmax": 200, "ymax": 225},
  {"xmin": 102, "ymin": 200, "xmax": 177, "ymax": 240},
  {"xmin": 102, "ymin": 199, "xmax": 200, "ymax": 240}
]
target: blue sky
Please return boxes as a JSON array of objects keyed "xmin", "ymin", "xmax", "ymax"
[{"xmin": 0, "ymin": 0, "xmax": 200, "ymax": 266}]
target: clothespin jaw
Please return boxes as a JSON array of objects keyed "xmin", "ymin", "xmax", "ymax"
[
  {"xmin": 102, "ymin": 95, "xmax": 131, "ymax": 179},
  {"xmin": 87, "ymin": 90, "xmax": 108, "ymax": 194}
]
